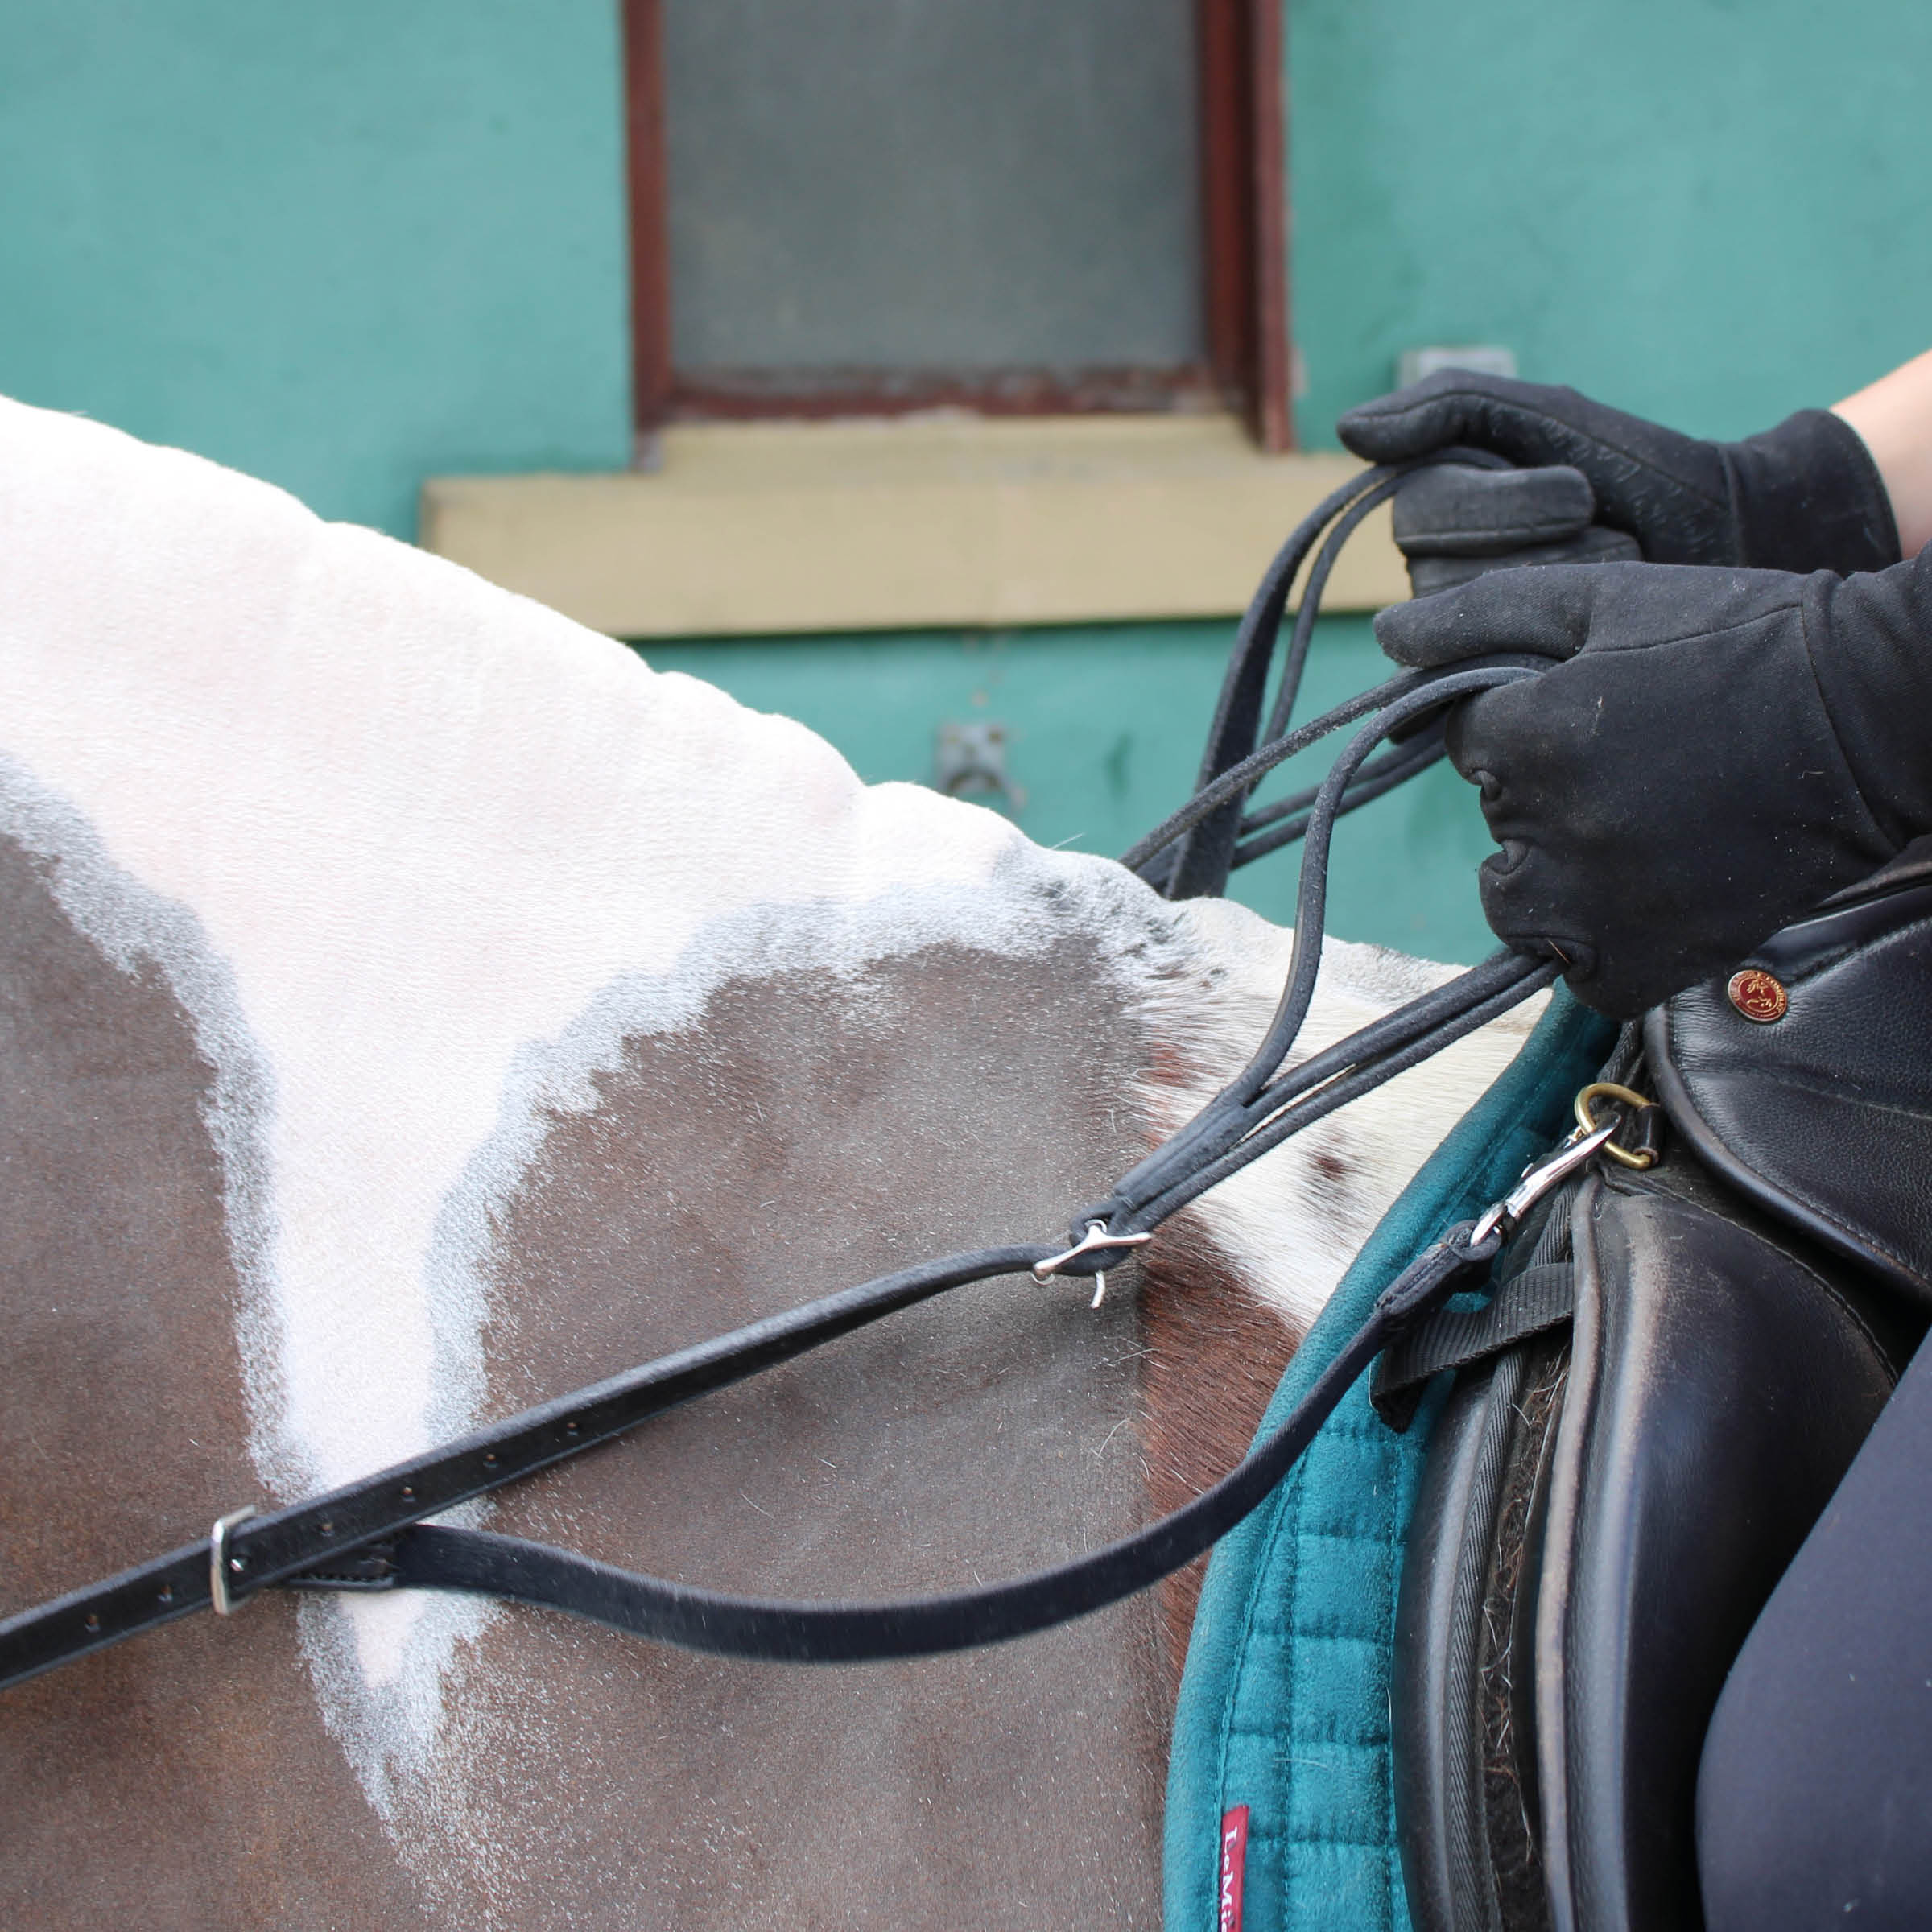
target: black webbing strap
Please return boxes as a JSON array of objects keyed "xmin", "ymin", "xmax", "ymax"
[{"xmin": 1369, "ymin": 1261, "xmax": 1577, "ymax": 1434}]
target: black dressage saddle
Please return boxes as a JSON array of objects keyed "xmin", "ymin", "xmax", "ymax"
[{"xmin": 1381, "ymin": 848, "xmax": 1932, "ymax": 1932}]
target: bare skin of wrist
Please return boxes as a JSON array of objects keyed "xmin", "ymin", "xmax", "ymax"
[{"xmin": 1834, "ymin": 347, "xmax": 1932, "ymax": 557}]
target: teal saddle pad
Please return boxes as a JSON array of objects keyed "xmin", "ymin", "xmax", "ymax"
[{"xmin": 1164, "ymin": 988, "xmax": 1614, "ymax": 1932}]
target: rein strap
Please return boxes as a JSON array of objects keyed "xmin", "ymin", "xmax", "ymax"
[{"xmin": 0, "ymin": 1232, "xmax": 1497, "ymax": 1683}]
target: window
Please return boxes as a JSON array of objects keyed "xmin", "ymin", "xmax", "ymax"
[{"xmin": 623, "ymin": 0, "xmax": 1289, "ymax": 449}]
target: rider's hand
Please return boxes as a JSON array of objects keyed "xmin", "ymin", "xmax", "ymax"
[
  {"xmin": 1375, "ymin": 552, "xmax": 1932, "ymax": 1016},
  {"xmin": 1341, "ymin": 370, "xmax": 1901, "ymax": 577}
]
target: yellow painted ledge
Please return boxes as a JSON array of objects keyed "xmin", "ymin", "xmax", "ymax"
[{"xmin": 419, "ymin": 415, "xmax": 1406, "ymax": 638}]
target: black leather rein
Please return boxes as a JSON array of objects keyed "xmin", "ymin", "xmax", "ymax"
[{"xmin": 0, "ymin": 459, "xmax": 1560, "ymax": 1690}]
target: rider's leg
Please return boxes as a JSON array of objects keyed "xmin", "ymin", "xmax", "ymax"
[{"xmin": 1697, "ymin": 1327, "xmax": 1932, "ymax": 1930}]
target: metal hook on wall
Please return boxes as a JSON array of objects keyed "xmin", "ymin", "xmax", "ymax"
[{"xmin": 934, "ymin": 720, "xmax": 1026, "ymax": 811}]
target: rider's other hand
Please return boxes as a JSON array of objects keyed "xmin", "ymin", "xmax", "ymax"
[
  {"xmin": 1340, "ymin": 369, "xmax": 1900, "ymax": 576},
  {"xmin": 1374, "ymin": 555, "xmax": 1932, "ymax": 1017}
]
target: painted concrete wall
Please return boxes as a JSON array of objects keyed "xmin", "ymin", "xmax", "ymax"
[
  {"xmin": 5, "ymin": 2, "xmax": 1929, "ymax": 959},
  {"xmin": 1290, "ymin": 0, "xmax": 1932, "ymax": 446},
  {"xmin": 0, "ymin": 0, "xmax": 630, "ymax": 536}
]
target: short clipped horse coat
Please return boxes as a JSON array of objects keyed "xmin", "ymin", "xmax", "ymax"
[{"xmin": 0, "ymin": 397, "xmax": 1535, "ymax": 1929}]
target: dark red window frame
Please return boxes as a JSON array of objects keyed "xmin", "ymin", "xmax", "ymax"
[{"xmin": 623, "ymin": 0, "xmax": 1290, "ymax": 451}]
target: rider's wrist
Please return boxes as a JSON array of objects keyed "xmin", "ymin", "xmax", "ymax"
[
  {"xmin": 1724, "ymin": 410, "xmax": 1902, "ymax": 577},
  {"xmin": 1802, "ymin": 550, "xmax": 1932, "ymax": 854}
]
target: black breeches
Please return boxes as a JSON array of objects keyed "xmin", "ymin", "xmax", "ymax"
[{"xmin": 1699, "ymin": 1328, "xmax": 1932, "ymax": 1929}]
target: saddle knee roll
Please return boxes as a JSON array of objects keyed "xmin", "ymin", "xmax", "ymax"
[{"xmin": 1393, "ymin": 1163, "xmax": 1898, "ymax": 1932}]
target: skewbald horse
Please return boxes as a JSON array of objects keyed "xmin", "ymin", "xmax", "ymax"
[{"xmin": 0, "ymin": 396, "xmax": 1534, "ymax": 1929}]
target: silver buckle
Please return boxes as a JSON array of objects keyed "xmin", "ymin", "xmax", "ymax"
[{"xmin": 209, "ymin": 1505, "xmax": 260, "ymax": 1616}]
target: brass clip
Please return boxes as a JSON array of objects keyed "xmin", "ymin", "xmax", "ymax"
[{"xmin": 1574, "ymin": 1082, "xmax": 1660, "ymax": 1170}]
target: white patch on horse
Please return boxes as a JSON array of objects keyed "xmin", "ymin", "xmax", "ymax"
[{"xmin": 0, "ymin": 396, "xmax": 1176, "ymax": 1792}]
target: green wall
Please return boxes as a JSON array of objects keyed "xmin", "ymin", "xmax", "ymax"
[
  {"xmin": 1290, "ymin": 0, "xmax": 1932, "ymax": 445},
  {"xmin": 12, "ymin": 2, "xmax": 1927, "ymax": 520},
  {"xmin": 0, "ymin": 0, "xmax": 630, "ymax": 536},
  {"xmin": 5, "ymin": 2, "xmax": 1929, "ymax": 960}
]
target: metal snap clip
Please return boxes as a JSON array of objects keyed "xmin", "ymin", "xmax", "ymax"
[
  {"xmin": 1470, "ymin": 1116, "xmax": 1622, "ymax": 1248},
  {"xmin": 1032, "ymin": 1221, "xmax": 1154, "ymax": 1309}
]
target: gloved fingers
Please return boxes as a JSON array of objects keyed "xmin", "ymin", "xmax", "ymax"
[
  {"xmin": 1391, "ymin": 463, "xmax": 1596, "ymax": 556},
  {"xmin": 1445, "ymin": 672, "xmax": 1600, "ymax": 833},
  {"xmin": 1406, "ymin": 526, "xmax": 1642, "ymax": 597},
  {"xmin": 1471, "ymin": 852, "xmax": 1635, "ymax": 1015},
  {"xmin": 1338, "ymin": 369, "xmax": 1610, "ymax": 469},
  {"xmin": 1392, "ymin": 462, "xmax": 1641, "ymax": 599},
  {"xmin": 1472, "ymin": 854, "xmax": 1600, "ymax": 980},
  {"xmin": 1476, "ymin": 839, "xmax": 1717, "ymax": 1018},
  {"xmin": 1441, "ymin": 694, "xmax": 1501, "ymax": 791},
  {"xmin": 1340, "ymin": 369, "xmax": 1740, "ymax": 567},
  {"xmin": 1373, "ymin": 560, "xmax": 1612, "ymax": 668}
]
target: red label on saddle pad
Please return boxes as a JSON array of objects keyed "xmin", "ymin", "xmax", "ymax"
[{"xmin": 1218, "ymin": 1805, "xmax": 1250, "ymax": 1932}]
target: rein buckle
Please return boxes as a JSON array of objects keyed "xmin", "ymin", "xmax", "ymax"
[
  {"xmin": 209, "ymin": 1505, "xmax": 259, "ymax": 1617},
  {"xmin": 1032, "ymin": 1222, "xmax": 1154, "ymax": 1309}
]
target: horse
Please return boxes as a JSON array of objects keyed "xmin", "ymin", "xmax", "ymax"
[{"xmin": 0, "ymin": 394, "xmax": 1538, "ymax": 1930}]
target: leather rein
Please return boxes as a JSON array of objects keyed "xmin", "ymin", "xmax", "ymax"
[{"xmin": 0, "ymin": 455, "xmax": 1581, "ymax": 1691}]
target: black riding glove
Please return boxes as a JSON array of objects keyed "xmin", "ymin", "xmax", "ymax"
[
  {"xmin": 1375, "ymin": 551, "xmax": 1932, "ymax": 1017},
  {"xmin": 1340, "ymin": 370, "xmax": 1900, "ymax": 586}
]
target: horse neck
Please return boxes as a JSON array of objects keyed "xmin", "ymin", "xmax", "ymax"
[{"xmin": 0, "ymin": 390, "xmax": 1534, "ymax": 1929}]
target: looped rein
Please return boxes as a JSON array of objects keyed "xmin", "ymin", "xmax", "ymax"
[{"xmin": 0, "ymin": 460, "xmax": 1561, "ymax": 1688}]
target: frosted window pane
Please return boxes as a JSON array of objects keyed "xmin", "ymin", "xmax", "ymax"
[{"xmin": 663, "ymin": 0, "xmax": 1203, "ymax": 374}]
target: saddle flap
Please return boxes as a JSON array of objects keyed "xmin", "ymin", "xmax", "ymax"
[
  {"xmin": 1534, "ymin": 1170, "xmax": 1894, "ymax": 1932},
  {"xmin": 1394, "ymin": 1165, "xmax": 1897, "ymax": 1932},
  {"xmin": 1647, "ymin": 861, "xmax": 1932, "ymax": 1308}
]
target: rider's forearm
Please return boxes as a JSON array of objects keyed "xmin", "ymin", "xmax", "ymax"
[{"xmin": 1835, "ymin": 349, "xmax": 1932, "ymax": 557}]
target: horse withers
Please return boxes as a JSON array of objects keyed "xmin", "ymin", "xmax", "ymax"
[{"xmin": 0, "ymin": 395, "xmax": 1534, "ymax": 1930}]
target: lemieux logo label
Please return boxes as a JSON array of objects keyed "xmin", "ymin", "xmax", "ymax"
[{"xmin": 1218, "ymin": 1805, "xmax": 1250, "ymax": 1932}]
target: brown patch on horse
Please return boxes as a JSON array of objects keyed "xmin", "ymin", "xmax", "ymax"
[
  {"xmin": 1137, "ymin": 1211, "xmax": 1305, "ymax": 1706},
  {"xmin": 1309, "ymin": 1144, "xmax": 1356, "ymax": 1205},
  {"xmin": 1, "ymin": 838, "xmax": 1305, "ymax": 1928},
  {"xmin": 0, "ymin": 831, "xmax": 427, "ymax": 1929},
  {"xmin": 367, "ymin": 936, "xmax": 1170, "ymax": 1930}
]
